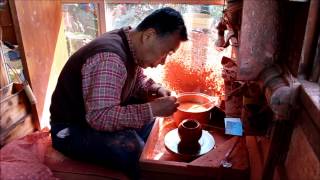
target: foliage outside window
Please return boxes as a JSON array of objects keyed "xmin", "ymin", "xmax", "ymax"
[
  {"xmin": 61, "ymin": 2, "xmax": 231, "ymax": 98},
  {"xmin": 62, "ymin": 3, "xmax": 99, "ymax": 56},
  {"xmin": 106, "ymin": 3, "xmax": 228, "ymax": 98}
]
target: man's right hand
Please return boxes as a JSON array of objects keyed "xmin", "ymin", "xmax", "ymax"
[{"xmin": 149, "ymin": 96, "xmax": 179, "ymax": 117}]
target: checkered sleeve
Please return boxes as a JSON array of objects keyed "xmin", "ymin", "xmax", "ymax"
[{"xmin": 82, "ymin": 52, "xmax": 153, "ymax": 132}]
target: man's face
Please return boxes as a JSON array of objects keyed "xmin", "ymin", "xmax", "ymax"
[{"xmin": 139, "ymin": 29, "xmax": 182, "ymax": 68}]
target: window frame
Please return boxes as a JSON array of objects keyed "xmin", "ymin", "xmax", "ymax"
[
  {"xmin": 61, "ymin": 0, "xmax": 225, "ymax": 34},
  {"xmin": 105, "ymin": 0, "xmax": 224, "ymax": 5},
  {"xmin": 61, "ymin": 0, "xmax": 106, "ymax": 35}
]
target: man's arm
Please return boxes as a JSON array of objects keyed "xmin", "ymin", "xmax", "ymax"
[{"xmin": 82, "ymin": 52, "xmax": 153, "ymax": 132}]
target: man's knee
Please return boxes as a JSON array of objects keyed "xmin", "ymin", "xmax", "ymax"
[{"xmin": 110, "ymin": 131, "xmax": 144, "ymax": 167}]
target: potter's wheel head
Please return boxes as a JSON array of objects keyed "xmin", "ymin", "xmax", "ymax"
[{"xmin": 164, "ymin": 128, "xmax": 215, "ymax": 159}]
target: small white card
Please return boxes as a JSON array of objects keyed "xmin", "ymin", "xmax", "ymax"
[{"xmin": 224, "ymin": 118, "xmax": 243, "ymax": 136}]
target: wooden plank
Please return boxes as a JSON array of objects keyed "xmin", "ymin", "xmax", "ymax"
[
  {"xmin": 0, "ymin": 85, "xmax": 29, "ymax": 114},
  {"xmin": 0, "ymin": 83, "xmax": 13, "ymax": 101},
  {"xmin": 52, "ymin": 172, "xmax": 114, "ymax": 180},
  {"xmin": 297, "ymin": 0, "xmax": 320, "ymax": 79},
  {"xmin": 189, "ymin": 137, "xmax": 238, "ymax": 167},
  {"xmin": 141, "ymin": 159, "xmax": 225, "ymax": 178},
  {"xmin": 300, "ymin": 80, "xmax": 320, "ymax": 130},
  {"xmin": 140, "ymin": 159, "xmax": 189, "ymax": 174},
  {"xmin": 285, "ymin": 126, "xmax": 320, "ymax": 180},
  {"xmin": 0, "ymin": 103, "xmax": 28, "ymax": 131},
  {"xmin": 189, "ymin": 136, "xmax": 249, "ymax": 179},
  {"xmin": 297, "ymin": 105, "xmax": 320, "ymax": 161},
  {"xmin": 262, "ymin": 121, "xmax": 295, "ymax": 180},
  {"xmin": 53, "ymin": 171, "xmax": 129, "ymax": 180},
  {"xmin": 246, "ymin": 136, "xmax": 263, "ymax": 180},
  {"xmin": 273, "ymin": 165, "xmax": 288, "ymax": 180},
  {"xmin": 96, "ymin": 1, "xmax": 106, "ymax": 35},
  {"xmin": 0, "ymin": 114, "xmax": 34, "ymax": 146},
  {"xmin": 9, "ymin": 0, "xmax": 62, "ymax": 122},
  {"xmin": 0, "ymin": 91, "xmax": 21, "ymax": 114},
  {"xmin": 48, "ymin": 159, "xmax": 129, "ymax": 180},
  {"xmin": 310, "ymin": 34, "xmax": 320, "ymax": 82},
  {"xmin": 256, "ymin": 136, "xmax": 271, "ymax": 164},
  {"xmin": 141, "ymin": 170, "xmax": 214, "ymax": 180},
  {"xmin": 0, "ymin": 83, "xmax": 35, "ymax": 146},
  {"xmin": 46, "ymin": 154, "xmax": 129, "ymax": 180}
]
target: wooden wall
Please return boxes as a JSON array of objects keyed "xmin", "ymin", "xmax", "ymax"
[
  {"xmin": 283, "ymin": 82, "xmax": 320, "ymax": 180},
  {"xmin": 276, "ymin": 1, "xmax": 320, "ymax": 179},
  {"xmin": 242, "ymin": 1, "xmax": 320, "ymax": 179},
  {"xmin": 0, "ymin": 2, "xmax": 17, "ymax": 44},
  {"xmin": 279, "ymin": 2, "xmax": 309, "ymax": 77},
  {"xmin": 9, "ymin": 0, "xmax": 65, "ymax": 123},
  {"xmin": 275, "ymin": 1, "xmax": 320, "ymax": 177}
]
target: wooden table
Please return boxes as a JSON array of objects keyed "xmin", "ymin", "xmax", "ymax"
[{"xmin": 139, "ymin": 117, "xmax": 249, "ymax": 180}]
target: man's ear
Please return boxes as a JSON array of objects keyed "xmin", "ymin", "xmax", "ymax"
[{"xmin": 142, "ymin": 28, "xmax": 156, "ymax": 43}]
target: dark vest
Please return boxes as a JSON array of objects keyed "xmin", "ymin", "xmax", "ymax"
[{"xmin": 50, "ymin": 28, "xmax": 137, "ymax": 125}]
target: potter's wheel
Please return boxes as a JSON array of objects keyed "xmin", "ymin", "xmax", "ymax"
[{"xmin": 164, "ymin": 128, "xmax": 215, "ymax": 158}]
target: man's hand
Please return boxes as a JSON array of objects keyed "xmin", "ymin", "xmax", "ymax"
[
  {"xmin": 157, "ymin": 87, "xmax": 171, "ymax": 97},
  {"xmin": 150, "ymin": 96, "xmax": 179, "ymax": 117}
]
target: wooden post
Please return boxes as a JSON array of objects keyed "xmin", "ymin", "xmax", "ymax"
[
  {"xmin": 310, "ymin": 34, "xmax": 320, "ymax": 82},
  {"xmin": 297, "ymin": 0, "xmax": 320, "ymax": 80},
  {"xmin": 237, "ymin": 0, "xmax": 280, "ymax": 80}
]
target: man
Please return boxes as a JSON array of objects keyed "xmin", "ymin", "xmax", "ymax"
[{"xmin": 50, "ymin": 7, "xmax": 188, "ymax": 178}]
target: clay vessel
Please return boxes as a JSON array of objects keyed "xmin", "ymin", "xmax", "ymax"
[
  {"xmin": 173, "ymin": 92, "xmax": 217, "ymax": 126},
  {"xmin": 178, "ymin": 119, "xmax": 202, "ymax": 146}
]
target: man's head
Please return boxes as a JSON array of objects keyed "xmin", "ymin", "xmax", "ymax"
[{"xmin": 132, "ymin": 7, "xmax": 188, "ymax": 68}]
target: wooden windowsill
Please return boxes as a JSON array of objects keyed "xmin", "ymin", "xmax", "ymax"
[{"xmin": 299, "ymin": 80, "xmax": 320, "ymax": 129}]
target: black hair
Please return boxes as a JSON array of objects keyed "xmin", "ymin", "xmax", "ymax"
[{"xmin": 136, "ymin": 7, "xmax": 188, "ymax": 41}]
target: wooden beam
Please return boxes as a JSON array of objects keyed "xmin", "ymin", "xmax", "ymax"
[
  {"xmin": 246, "ymin": 136, "xmax": 263, "ymax": 180},
  {"xmin": 297, "ymin": 0, "xmax": 320, "ymax": 80},
  {"xmin": 96, "ymin": 1, "xmax": 106, "ymax": 34},
  {"xmin": 310, "ymin": 34, "xmax": 320, "ymax": 82},
  {"xmin": 297, "ymin": 104, "xmax": 320, "ymax": 161},
  {"xmin": 262, "ymin": 121, "xmax": 294, "ymax": 180},
  {"xmin": 237, "ymin": 0, "xmax": 280, "ymax": 80},
  {"xmin": 299, "ymin": 80, "xmax": 320, "ymax": 129},
  {"xmin": 285, "ymin": 126, "xmax": 320, "ymax": 180},
  {"xmin": 9, "ymin": 0, "xmax": 63, "ymax": 123}
]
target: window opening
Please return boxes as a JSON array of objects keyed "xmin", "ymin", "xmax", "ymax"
[
  {"xmin": 62, "ymin": 3, "xmax": 99, "ymax": 56},
  {"xmin": 105, "ymin": 3, "xmax": 230, "ymax": 99}
]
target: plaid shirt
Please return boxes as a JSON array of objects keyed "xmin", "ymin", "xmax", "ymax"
[{"xmin": 81, "ymin": 28, "xmax": 160, "ymax": 132}]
